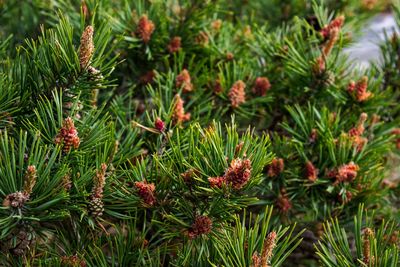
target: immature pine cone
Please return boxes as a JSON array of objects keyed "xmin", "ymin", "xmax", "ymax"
[
  {"xmin": 173, "ymin": 94, "xmax": 191, "ymax": 124},
  {"xmin": 88, "ymin": 197, "xmax": 104, "ymax": 217},
  {"xmin": 208, "ymin": 176, "xmax": 226, "ymax": 188},
  {"xmin": 252, "ymin": 77, "xmax": 271, "ymax": 96},
  {"xmin": 79, "ymin": 25, "xmax": 94, "ymax": 69},
  {"xmin": 267, "ymin": 158, "xmax": 284, "ymax": 177},
  {"xmin": 276, "ymin": 189, "xmax": 292, "ymax": 213},
  {"xmin": 188, "ymin": 215, "xmax": 212, "ymax": 239},
  {"xmin": 228, "ymin": 80, "xmax": 246, "ymax": 108},
  {"xmin": 89, "ymin": 163, "xmax": 107, "ymax": 218},
  {"xmin": 168, "ymin": 36, "xmax": 182, "ymax": 53},
  {"xmin": 305, "ymin": 161, "xmax": 318, "ymax": 182},
  {"xmin": 224, "ymin": 158, "xmax": 252, "ymax": 190},
  {"xmin": 136, "ymin": 15, "xmax": 155, "ymax": 43},
  {"xmin": 2, "ymin": 225, "xmax": 35, "ymax": 256},
  {"xmin": 2, "ymin": 191, "xmax": 29, "ymax": 208},
  {"xmin": 176, "ymin": 69, "xmax": 193, "ymax": 93},
  {"xmin": 3, "ymin": 165, "xmax": 37, "ymax": 208},
  {"xmin": 331, "ymin": 162, "xmax": 359, "ymax": 185},
  {"xmin": 55, "ymin": 117, "xmax": 80, "ymax": 153},
  {"xmin": 135, "ymin": 181, "xmax": 156, "ymax": 206},
  {"xmin": 261, "ymin": 231, "xmax": 277, "ymax": 267}
]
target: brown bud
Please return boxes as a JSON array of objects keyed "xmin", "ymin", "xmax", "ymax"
[
  {"xmin": 261, "ymin": 231, "xmax": 277, "ymax": 267},
  {"xmin": 79, "ymin": 26, "xmax": 94, "ymax": 69},
  {"xmin": 23, "ymin": 165, "xmax": 37, "ymax": 195}
]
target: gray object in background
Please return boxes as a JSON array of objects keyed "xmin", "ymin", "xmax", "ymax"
[{"xmin": 345, "ymin": 13, "xmax": 399, "ymax": 68}]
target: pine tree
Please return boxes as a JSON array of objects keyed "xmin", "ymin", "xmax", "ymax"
[{"xmin": 0, "ymin": 0, "xmax": 399, "ymax": 266}]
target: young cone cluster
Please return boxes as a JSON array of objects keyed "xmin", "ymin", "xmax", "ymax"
[
  {"xmin": 228, "ymin": 80, "xmax": 246, "ymax": 108},
  {"xmin": 136, "ymin": 15, "xmax": 155, "ymax": 43},
  {"xmin": 55, "ymin": 117, "xmax": 80, "ymax": 154},
  {"xmin": 79, "ymin": 25, "xmax": 94, "ymax": 70},
  {"xmin": 3, "ymin": 166, "xmax": 37, "ymax": 208},
  {"xmin": 134, "ymin": 181, "xmax": 156, "ymax": 207},
  {"xmin": 187, "ymin": 215, "xmax": 212, "ymax": 239},
  {"xmin": 88, "ymin": 163, "xmax": 107, "ymax": 218},
  {"xmin": 207, "ymin": 158, "xmax": 252, "ymax": 190}
]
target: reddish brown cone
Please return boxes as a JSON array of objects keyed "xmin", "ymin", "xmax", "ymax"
[
  {"xmin": 135, "ymin": 181, "xmax": 156, "ymax": 206},
  {"xmin": 267, "ymin": 158, "xmax": 284, "ymax": 177},
  {"xmin": 252, "ymin": 77, "xmax": 271, "ymax": 96},
  {"xmin": 188, "ymin": 215, "xmax": 212, "ymax": 239},
  {"xmin": 176, "ymin": 69, "xmax": 193, "ymax": 93},
  {"xmin": 305, "ymin": 161, "xmax": 318, "ymax": 182},
  {"xmin": 224, "ymin": 158, "xmax": 252, "ymax": 190},
  {"xmin": 136, "ymin": 15, "xmax": 155, "ymax": 43}
]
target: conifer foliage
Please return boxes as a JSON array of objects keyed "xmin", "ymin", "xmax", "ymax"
[{"xmin": 0, "ymin": 0, "xmax": 399, "ymax": 266}]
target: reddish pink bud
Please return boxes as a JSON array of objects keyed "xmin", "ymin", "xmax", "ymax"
[
  {"xmin": 155, "ymin": 118, "xmax": 165, "ymax": 132},
  {"xmin": 305, "ymin": 161, "xmax": 319, "ymax": 182},
  {"xmin": 309, "ymin": 128, "xmax": 318, "ymax": 143},
  {"xmin": 252, "ymin": 77, "xmax": 271, "ymax": 96},
  {"xmin": 208, "ymin": 176, "xmax": 226, "ymax": 188},
  {"xmin": 168, "ymin": 36, "xmax": 182, "ymax": 53},
  {"xmin": 391, "ymin": 128, "xmax": 400, "ymax": 135},
  {"xmin": 347, "ymin": 81, "xmax": 356, "ymax": 92},
  {"xmin": 355, "ymin": 77, "xmax": 372, "ymax": 102}
]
